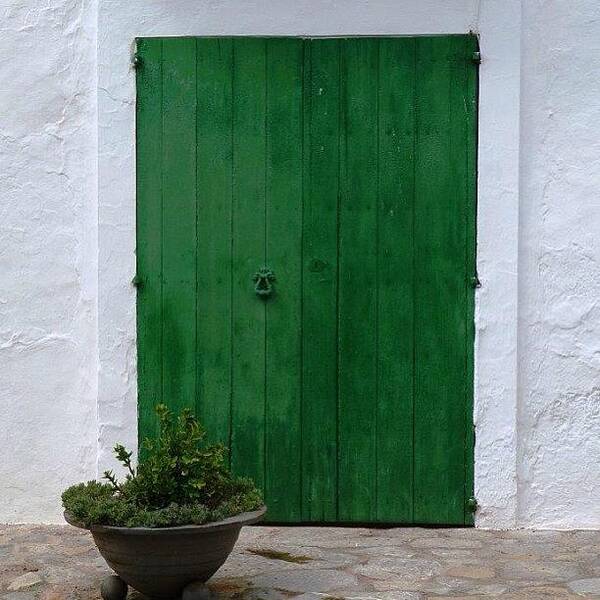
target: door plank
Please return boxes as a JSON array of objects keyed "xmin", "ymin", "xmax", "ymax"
[
  {"xmin": 337, "ymin": 38, "xmax": 379, "ymax": 522},
  {"xmin": 413, "ymin": 36, "xmax": 470, "ymax": 524},
  {"xmin": 301, "ymin": 38, "xmax": 340, "ymax": 521},
  {"xmin": 464, "ymin": 35, "xmax": 478, "ymax": 525},
  {"xmin": 136, "ymin": 38, "xmax": 163, "ymax": 444},
  {"xmin": 264, "ymin": 38, "xmax": 304, "ymax": 521},
  {"xmin": 195, "ymin": 38, "xmax": 234, "ymax": 451},
  {"xmin": 161, "ymin": 38, "xmax": 197, "ymax": 416},
  {"xmin": 375, "ymin": 38, "xmax": 416, "ymax": 522},
  {"xmin": 230, "ymin": 38, "xmax": 267, "ymax": 490}
]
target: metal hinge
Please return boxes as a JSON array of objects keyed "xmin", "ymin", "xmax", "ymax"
[
  {"xmin": 132, "ymin": 54, "xmax": 143, "ymax": 69},
  {"xmin": 471, "ymin": 51, "xmax": 482, "ymax": 65},
  {"xmin": 467, "ymin": 497, "xmax": 478, "ymax": 513},
  {"xmin": 132, "ymin": 275, "xmax": 143, "ymax": 289},
  {"xmin": 470, "ymin": 274, "xmax": 481, "ymax": 289}
]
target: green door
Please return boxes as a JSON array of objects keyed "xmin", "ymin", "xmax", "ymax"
[{"xmin": 136, "ymin": 36, "xmax": 477, "ymax": 525}]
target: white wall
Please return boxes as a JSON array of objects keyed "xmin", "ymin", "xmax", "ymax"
[
  {"xmin": 517, "ymin": 0, "xmax": 600, "ymax": 528},
  {"xmin": 0, "ymin": 0, "xmax": 98, "ymax": 522},
  {"xmin": 1, "ymin": 0, "xmax": 599, "ymax": 528}
]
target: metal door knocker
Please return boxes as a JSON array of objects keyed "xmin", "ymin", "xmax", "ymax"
[{"xmin": 253, "ymin": 268, "xmax": 275, "ymax": 298}]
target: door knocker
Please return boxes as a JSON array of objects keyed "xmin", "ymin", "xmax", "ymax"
[{"xmin": 253, "ymin": 268, "xmax": 275, "ymax": 298}]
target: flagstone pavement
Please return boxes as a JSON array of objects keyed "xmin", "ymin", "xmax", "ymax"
[{"xmin": 2, "ymin": 524, "xmax": 600, "ymax": 599}]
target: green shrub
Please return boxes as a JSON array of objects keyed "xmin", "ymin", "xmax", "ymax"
[{"xmin": 62, "ymin": 405, "xmax": 262, "ymax": 528}]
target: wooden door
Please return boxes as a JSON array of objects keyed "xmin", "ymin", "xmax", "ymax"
[{"xmin": 136, "ymin": 36, "xmax": 477, "ymax": 524}]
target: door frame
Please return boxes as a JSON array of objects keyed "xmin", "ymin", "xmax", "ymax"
[{"xmin": 97, "ymin": 0, "xmax": 521, "ymax": 529}]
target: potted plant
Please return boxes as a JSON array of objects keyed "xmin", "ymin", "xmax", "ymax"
[{"xmin": 62, "ymin": 405, "xmax": 265, "ymax": 600}]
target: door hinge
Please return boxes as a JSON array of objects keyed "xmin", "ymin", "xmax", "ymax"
[
  {"xmin": 470, "ymin": 274, "xmax": 481, "ymax": 289},
  {"xmin": 467, "ymin": 497, "xmax": 478, "ymax": 513},
  {"xmin": 132, "ymin": 54, "xmax": 143, "ymax": 69},
  {"xmin": 471, "ymin": 51, "xmax": 482, "ymax": 65},
  {"xmin": 132, "ymin": 274, "xmax": 144, "ymax": 289}
]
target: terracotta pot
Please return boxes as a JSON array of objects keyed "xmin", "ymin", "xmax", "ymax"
[{"xmin": 65, "ymin": 507, "xmax": 266, "ymax": 599}]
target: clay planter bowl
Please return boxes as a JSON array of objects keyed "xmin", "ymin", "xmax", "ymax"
[{"xmin": 65, "ymin": 507, "xmax": 266, "ymax": 599}]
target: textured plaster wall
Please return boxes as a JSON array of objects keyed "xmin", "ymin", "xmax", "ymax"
[
  {"xmin": 0, "ymin": 0, "xmax": 98, "ymax": 522},
  {"xmin": 517, "ymin": 0, "xmax": 600, "ymax": 528},
  {"xmin": 1, "ymin": 0, "xmax": 599, "ymax": 527}
]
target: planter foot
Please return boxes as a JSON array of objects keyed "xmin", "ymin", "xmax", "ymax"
[
  {"xmin": 100, "ymin": 574, "xmax": 128, "ymax": 600},
  {"xmin": 182, "ymin": 581, "xmax": 214, "ymax": 600}
]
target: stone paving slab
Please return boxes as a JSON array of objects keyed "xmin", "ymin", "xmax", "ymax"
[{"xmin": 1, "ymin": 525, "xmax": 599, "ymax": 599}]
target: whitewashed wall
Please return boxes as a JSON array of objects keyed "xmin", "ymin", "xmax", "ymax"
[
  {"xmin": 0, "ymin": 0, "xmax": 98, "ymax": 522},
  {"xmin": 517, "ymin": 0, "xmax": 600, "ymax": 529},
  {"xmin": 1, "ymin": 0, "xmax": 599, "ymax": 528}
]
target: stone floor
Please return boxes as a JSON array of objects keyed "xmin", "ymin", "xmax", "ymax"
[{"xmin": 2, "ymin": 525, "xmax": 600, "ymax": 599}]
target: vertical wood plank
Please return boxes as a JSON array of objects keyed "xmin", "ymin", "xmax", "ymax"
[
  {"xmin": 161, "ymin": 38, "xmax": 197, "ymax": 416},
  {"xmin": 230, "ymin": 38, "xmax": 267, "ymax": 491},
  {"xmin": 375, "ymin": 38, "xmax": 416, "ymax": 522},
  {"xmin": 264, "ymin": 38, "xmax": 304, "ymax": 521},
  {"xmin": 337, "ymin": 38, "xmax": 379, "ymax": 522},
  {"xmin": 464, "ymin": 34, "xmax": 478, "ymax": 526},
  {"xmin": 195, "ymin": 38, "xmax": 234, "ymax": 451},
  {"xmin": 136, "ymin": 38, "xmax": 163, "ymax": 445},
  {"xmin": 413, "ymin": 36, "xmax": 470, "ymax": 524},
  {"xmin": 301, "ymin": 38, "xmax": 340, "ymax": 521}
]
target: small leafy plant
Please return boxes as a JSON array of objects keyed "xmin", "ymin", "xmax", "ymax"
[{"xmin": 62, "ymin": 405, "xmax": 262, "ymax": 528}]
